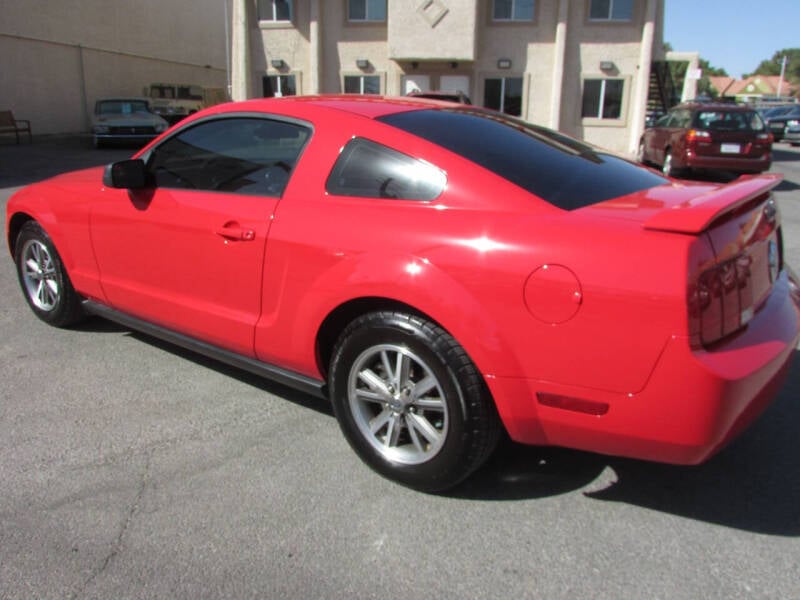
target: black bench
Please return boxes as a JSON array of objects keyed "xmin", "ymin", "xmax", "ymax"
[{"xmin": 0, "ymin": 110, "xmax": 32, "ymax": 144}]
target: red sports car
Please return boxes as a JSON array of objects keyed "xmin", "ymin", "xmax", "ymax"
[{"xmin": 7, "ymin": 96, "xmax": 800, "ymax": 492}]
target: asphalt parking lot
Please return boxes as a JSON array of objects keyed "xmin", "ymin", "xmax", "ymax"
[{"xmin": 1, "ymin": 136, "xmax": 799, "ymax": 599}]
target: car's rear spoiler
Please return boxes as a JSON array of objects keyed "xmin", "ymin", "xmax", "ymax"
[{"xmin": 644, "ymin": 174, "xmax": 782, "ymax": 234}]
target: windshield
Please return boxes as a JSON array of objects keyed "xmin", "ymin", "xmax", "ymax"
[
  {"xmin": 378, "ymin": 109, "xmax": 666, "ymax": 210},
  {"xmin": 96, "ymin": 100, "xmax": 151, "ymax": 115}
]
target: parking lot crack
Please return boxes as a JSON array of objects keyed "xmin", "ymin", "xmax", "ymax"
[{"xmin": 69, "ymin": 450, "xmax": 152, "ymax": 600}]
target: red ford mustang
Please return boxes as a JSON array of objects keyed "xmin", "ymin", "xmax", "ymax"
[{"xmin": 7, "ymin": 96, "xmax": 800, "ymax": 491}]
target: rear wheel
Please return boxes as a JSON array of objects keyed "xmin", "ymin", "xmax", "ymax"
[
  {"xmin": 662, "ymin": 149, "xmax": 682, "ymax": 177},
  {"xmin": 636, "ymin": 139, "xmax": 647, "ymax": 164},
  {"xmin": 15, "ymin": 221, "xmax": 84, "ymax": 327},
  {"xmin": 329, "ymin": 311, "xmax": 501, "ymax": 492}
]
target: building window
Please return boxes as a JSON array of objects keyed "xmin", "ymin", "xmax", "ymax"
[
  {"xmin": 348, "ymin": 0, "xmax": 387, "ymax": 22},
  {"xmin": 492, "ymin": 0, "xmax": 534, "ymax": 21},
  {"xmin": 344, "ymin": 75, "xmax": 381, "ymax": 94},
  {"xmin": 258, "ymin": 0, "xmax": 292, "ymax": 21},
  {"xmin": 483, "ymin": 77, "xmax": 523, "ymax": 117},
  {"xmin": 581, "ymin": 79, "xmax": 624, "ymax": 119},
  {"xmin": 589, "ymin": 0, "xmax": 632, "ymax": 21},
  {"xmin": 263, "ymin": 75, "xmax": 297, "ymax": 98}
]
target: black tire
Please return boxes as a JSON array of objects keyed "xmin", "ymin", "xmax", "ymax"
[
  {"xmin": 14, "ymin": 221, "xmax": 85, "ymax": 327},
  {"xmin": 329, "ymin": 311, "xmax": 501, "ymax": 492},
  {"xmin": 662, "ymin": 148, "xmax": 683, "ymax": 178},
  {"xmin": 637, "ymin": 139, "xmax": 647, "ymax": 165}
]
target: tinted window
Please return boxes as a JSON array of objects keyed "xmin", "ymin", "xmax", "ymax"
[
  {"xmin": 484, "ymin": 77, "xmax": 523, "ymax": 116},
  {"xmin": 590, "ymin": 0, "xmax": 632, "ymax": 20},
  {"xmin": 581, "ymin": 79, "xmax": 623, "ymax": 119},
  {"xmin": 147, "ymin": 117, "xmax": 310, "ymax": 197},
  {"xmin": 326, "ymin": 138, "xmax": 446, "ymax": 201},
  {"xmin": 344, "ymin": 75, "xmax": 381, "ymax": 94},
  {"xmin": 348, "ymin": 0, "xmax": 386, "ymax": 21},
  {"xmin": 692, "ymin": 110, "xmax": 765, "ymax": 132},
  {"xmin": 493, "ymin": 0, "xmax": 534, "ymax": 20},
  {"xmin": 379, "ymin": 109, "xmax": 666, "ymax": 210}
]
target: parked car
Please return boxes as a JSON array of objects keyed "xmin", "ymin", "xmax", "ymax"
[
  {"xmin": 638, "ymin": 102, "xmax": 772, "ymax": 176},
  {"xmin": 146, "ymin": 83, "xmax": 228, "ymax": 125},
  {"xmin": 7, "ymin": 96, "xmax": 799, "ymax": 491},
  {"xmin": 91, "ymin": 98, "xmax": 169, "ymax": 148},
  {"xmin": 406, "ymin": 90, "xmax": 472, "ymax": 104},
  {"xmin": 757, "ymin": 104, "xmax": 793, "ymax": 122},
  {"xmin": 783, "ymin": 117, "xmax": 800, "ymax": 145},
  {"xmin": 764, "ymin": 104, "xmax": 800, "ymax": 141}
]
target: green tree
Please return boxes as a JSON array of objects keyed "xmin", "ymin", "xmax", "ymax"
[
  {"xmin": 696, "ymin": 58, "xmax": 728, "ymax": 98},
  {"xmin": 744, "ymin": 48, "xmax": 800, "ymax": 83}
]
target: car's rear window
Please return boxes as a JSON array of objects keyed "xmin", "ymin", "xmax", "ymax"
[
  {"xmin": 692, "ymin": 110, "xmax": 765, "ymax": 132},
  {"xmin": 378, "ymin": 109, "xmax": 666, "ymax": 210}
]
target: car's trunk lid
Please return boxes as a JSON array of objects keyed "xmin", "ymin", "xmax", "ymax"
[{"xmin": 589, "ymin": 174, "xmax": 784, "ymax": 345}]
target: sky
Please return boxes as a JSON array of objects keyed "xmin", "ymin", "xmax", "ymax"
[{"xmin": 664, "ymin": 0, "xmax": 800, "ymax": 79}]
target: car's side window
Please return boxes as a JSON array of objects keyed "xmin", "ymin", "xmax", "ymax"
[
  {"xmin": 655, "ymin": 113, "xmax": 672, "ymax": 127},
  {"xmin": 326, "ymin": 137, "xmax": 446, "ymax": 201},
  {"xmin": 147, "ymin": 117, "xmax": 311, "ymax": 197},
  {"xmin": 673, "ymin": 109, "xmax": 692, "ymax": 128}
]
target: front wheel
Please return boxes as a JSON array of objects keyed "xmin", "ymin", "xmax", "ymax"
[
  {"xmin": 329, "ymin": 311, "xmax": 501, "ymax": 492},
  {"xmin": 15, "ymin": 221, "xmax": 84, "ymax": 327}
]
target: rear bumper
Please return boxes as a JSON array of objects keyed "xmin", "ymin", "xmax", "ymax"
[
  {"xmin": 683, "ymin": 151, "xmax": 771, "ymax": 174},
  {"xmin": 488, "ymin": 268, "xmax": 800, "ymax": 464}
]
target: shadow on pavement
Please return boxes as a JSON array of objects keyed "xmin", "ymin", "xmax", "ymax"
[
  {"xmin": 125, "ymin": 328, "xmax": 336, "ymax": 418},
  {"xmin": 452, "ymin": 352, "xmax": 800, "ymax": 536},
  {"xmin": 0, "ymin": 136, "xmax": 134, "ymax": 188},
  {"xmin": 773, "ymin": 146, "xmax": 800, "ymax": 163}
]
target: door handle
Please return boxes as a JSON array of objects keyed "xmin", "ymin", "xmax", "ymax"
[{"xmin": 215, "ymin": 224, "xmax": 256, "ymax": 241}]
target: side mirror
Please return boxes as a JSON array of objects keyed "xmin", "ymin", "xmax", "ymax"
[{"xmin": 103, "ymin": 159, "xmax": 149, "ymax": 189}]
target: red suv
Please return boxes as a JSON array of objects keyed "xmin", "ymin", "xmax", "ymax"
[{"xmin": 638, "ymin": 103, "xmax": 772, "ymax": 177}]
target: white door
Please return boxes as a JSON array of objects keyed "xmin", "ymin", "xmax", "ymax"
[
  {"xmin": 439, "ymin": 75, "xmax": 470, "ymax": 95},
  {"xmin": 402, "ymin": 75, "xmax": 431, "ymax": 95}
]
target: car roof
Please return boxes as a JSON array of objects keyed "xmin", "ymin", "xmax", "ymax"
[
  {"xmin": 212, "ymin": 95, "xmax": 448, "ymax": 120},
  {"xmin": 96, "ymin": 97, "xmax": 151, "ymax": 103},
  {"xmin": 674, "ymin": 102, "xmax": 755, "ymax": 113}
]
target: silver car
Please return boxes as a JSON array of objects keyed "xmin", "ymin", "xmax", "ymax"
[{"xmin": 92, "ymin": 98, "xmax": 169, "ymax": 148}]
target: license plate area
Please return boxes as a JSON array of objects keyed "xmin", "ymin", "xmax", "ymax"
[{"xmin": 720, "ymin": 143, "xmax": 741, "ymax": 154}]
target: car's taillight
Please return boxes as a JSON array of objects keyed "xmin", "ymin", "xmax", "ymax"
[
  {"xmin": 686, "ymin": 129, "xmax": 712, "ymax": 144},
  {"xmin": 755, "ymin": 132, "xmax": 774, "ymax": 144},
  {"xmin": 689, "ymin": 253, "xmax": 754, "ymax": 346}
]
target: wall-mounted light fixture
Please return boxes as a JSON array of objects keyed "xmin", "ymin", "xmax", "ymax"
[
  {"xmin": 271, "ymin": 58, "xmax": 285, "ymax": 70},
  {"xmin": 497, "ymin": 58, "xmax": 512, "ymax": 70},
  {"xmin": 449, "ymin": 61, "xmax": 458, "ymax": 69},
  {"xmin": 599, "ymin": 60, "xmax": 615, "ymax": 71},
  {"xmin": 411, "ymin": 61, "xmax": 419, "ymax": 70},
  {"xmin": 356, "ymin": 58, "xmax": 370, "ymax": 69}
]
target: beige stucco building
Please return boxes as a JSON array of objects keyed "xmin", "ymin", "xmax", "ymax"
[
  {"xmin": 235, "ymin": 0, "xmax": 666, "ymax": 153},
  {"xmin": 0, "ymin": 0, "xmax": 228, "ymax": 136},
  {"xmin": 2, "ymin": 0, "xmax": 666, "ymax": 154}
]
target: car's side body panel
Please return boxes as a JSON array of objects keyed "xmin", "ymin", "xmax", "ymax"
[
  {"xmin": 89, "ymin": 187, "xmax": 276, "ymax": 356},
  {"xmin": 7, "ymin": 171, "xmax": 106, "ymax": 301}
]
